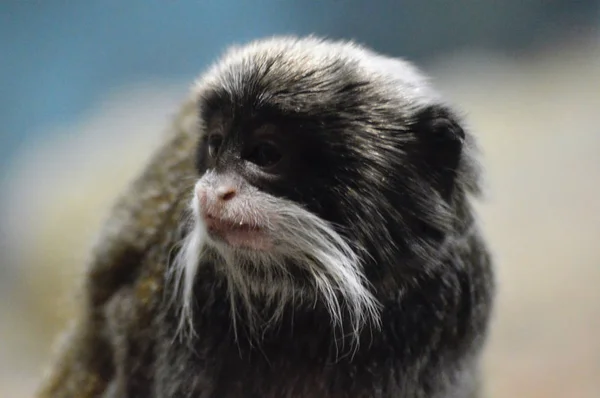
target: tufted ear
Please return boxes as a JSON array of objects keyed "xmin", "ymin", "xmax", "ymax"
[{"xmin": 409, "ymin": 104, "xmax": 466, "ymax": 200}]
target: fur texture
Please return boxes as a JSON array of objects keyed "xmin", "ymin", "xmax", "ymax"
[
  {"xmin": 169, "ymin": 169, "xmax": 381, "ymax": 352},
  {"xmin": 37, "ymin": 36, "xmax": 494, "ymax": 398}
]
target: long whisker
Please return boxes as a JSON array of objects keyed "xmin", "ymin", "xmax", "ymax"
[{"xmin": 169, "ymin": 183, "xmax": 382, "ymax": 355}]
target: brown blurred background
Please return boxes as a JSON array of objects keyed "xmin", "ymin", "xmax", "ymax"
[{"xmin": 1, "ymin": 2, "xmax": 599, "ymax": 397}]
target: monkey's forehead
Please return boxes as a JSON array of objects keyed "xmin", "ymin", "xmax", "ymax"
[{"xmin": 191, "ymin": 36, "xmax": 440, "ymax": 108}]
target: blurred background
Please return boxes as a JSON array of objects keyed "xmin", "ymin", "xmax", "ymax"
[{"xmin": 1, "ymin": 1, "xmax": 599, "ymax": 397}]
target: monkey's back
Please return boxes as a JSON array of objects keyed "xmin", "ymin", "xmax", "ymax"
[{"xmin": 36, "ymin": 99, "xmax": 200, "ymax": 398}]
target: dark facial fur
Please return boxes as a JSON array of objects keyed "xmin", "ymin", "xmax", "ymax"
[
  {"xmin": 161, "ymin": 36, "xmax": 494, "ymax": 398},
  {"xmin": 36, "ymin": 36, "xmax": 494, "ymax": 398}
]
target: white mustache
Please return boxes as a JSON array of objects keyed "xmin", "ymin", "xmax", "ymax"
[{"xmin": 169, "ymin": 175, "xmax": 382, "ymax": 353}]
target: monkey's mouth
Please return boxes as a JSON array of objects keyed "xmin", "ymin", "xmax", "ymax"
[{"xmin": 203, "ymin": 214, "xmax": 272, "ymax": 250}]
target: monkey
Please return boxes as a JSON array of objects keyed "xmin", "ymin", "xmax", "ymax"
[{"xmin": 36, "ymin": 36, "xmax": 494, "ymax": 398}]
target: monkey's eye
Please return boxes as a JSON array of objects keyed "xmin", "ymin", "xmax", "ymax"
[
  {"xmin": 207, "ymin": 134, "xmax": 223, "ymax": 157},
  {"xmin": 247, "ymin": 141, "xmax": 283, "ymax": 169}
]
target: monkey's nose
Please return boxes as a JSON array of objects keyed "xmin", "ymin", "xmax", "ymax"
[{"xmin": 216, "ymin": 185, "xmax": 237, "ymax": 201}]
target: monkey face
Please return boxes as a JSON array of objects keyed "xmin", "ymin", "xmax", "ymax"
[
  {"xmin": 192, "ymin": 117, "xmax": 300, "ymax": 253},
  {"xmin": 173, "ymin": 37, "xmax": 476, "ymax": 339},
  {"xmin": 187, "ymin": 102, "xmax": 380, "ymax": 329}
]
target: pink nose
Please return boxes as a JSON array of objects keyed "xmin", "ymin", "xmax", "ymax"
[
  {"xmin": 196, "ymin": 184, "xmax": 237, "ymax": 214},
  {"xmin": 215, "ymin": 185, "xmax": 237, "ymax": 201}
]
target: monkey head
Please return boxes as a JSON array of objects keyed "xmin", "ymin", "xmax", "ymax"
[{"xmin": 172, "ymin": 36, "xmax": 480, "ymax": 343}]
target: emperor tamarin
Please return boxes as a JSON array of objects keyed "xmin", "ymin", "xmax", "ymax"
[{"xmin": 36, "ymin": 36, "xmax": 495, "ymax": 398}]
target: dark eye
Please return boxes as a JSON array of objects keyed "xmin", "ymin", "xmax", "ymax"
[
  {"xmin": 207, "ymin": 134, "xmax": 223, "ymax": 157},
  {"xmin": 247, "ymin": 141, "xmax": 283, "ymax": 168}
]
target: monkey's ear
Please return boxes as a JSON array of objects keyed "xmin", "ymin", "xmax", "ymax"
[{"xmin": 410, "ymin": 104, "xmax": 466, "ymax": 199}]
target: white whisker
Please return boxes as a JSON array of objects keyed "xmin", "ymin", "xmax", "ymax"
[{"xmin": 169, "ymin": 179, "xmax": 382, "ymax": 354}]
